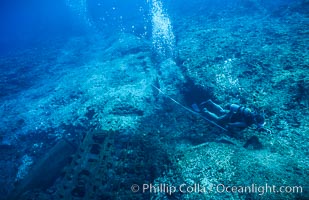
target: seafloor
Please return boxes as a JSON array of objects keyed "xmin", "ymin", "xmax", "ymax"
[{"xmin": 0, "ymin": 1, "xmax": 308, "ymax": 200}]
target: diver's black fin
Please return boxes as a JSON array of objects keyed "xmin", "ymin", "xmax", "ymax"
[{"xmin": 152, "ymin": 84, "xmax": 228, "ymax": 132}]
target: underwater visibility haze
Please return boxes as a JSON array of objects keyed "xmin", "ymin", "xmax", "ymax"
[{"xmin": 0, "ymin": 0, "xmax": 308, "ymax": 199}]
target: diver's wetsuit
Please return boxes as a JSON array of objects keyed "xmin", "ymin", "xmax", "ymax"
[{"xmin": 198, "ymin": 100, "xmax": 257, "ymax": 132}]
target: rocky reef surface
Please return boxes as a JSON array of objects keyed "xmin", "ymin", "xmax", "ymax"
[{"xmin": 0, "ymin": 1, "xmax": 308, "ymax": 200}]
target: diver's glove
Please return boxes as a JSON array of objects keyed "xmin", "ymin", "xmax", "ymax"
[{"xmin": 256, "ymin": 126, "xmax": 272, "ymax": 134}]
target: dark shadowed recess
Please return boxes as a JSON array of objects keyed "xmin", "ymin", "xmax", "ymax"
[{"xmin": 180, "ymin": 79, "xmax": 215, "ymax": 107}]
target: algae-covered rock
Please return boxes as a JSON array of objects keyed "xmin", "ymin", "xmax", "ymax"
[{"xmin": 153, "ymin": 142, "xmax": 308, "ymax": 200}]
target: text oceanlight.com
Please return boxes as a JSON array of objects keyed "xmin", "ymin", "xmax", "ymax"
[{"xmin": 131, "ymin": 183, "xmax": 303, "ymax": 195}]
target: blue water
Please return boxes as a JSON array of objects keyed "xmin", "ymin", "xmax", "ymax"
[
  {"xmin": 0, "ymin": 0, "xmax": 299, "ymax": 53},
  {"xmin": 0, "ymin": 0, "xmax": 308, "ymax": 199}
]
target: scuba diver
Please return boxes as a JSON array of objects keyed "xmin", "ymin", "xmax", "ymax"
[
  {"xmin": 151, "ymin": 84, "xmax": 271, "ymax": 133},
  {"xmin": 192, "ymin": 100, "xmax": 270, "ymax": 133}
]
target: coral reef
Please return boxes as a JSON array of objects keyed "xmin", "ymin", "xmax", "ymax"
[{"xmin": 0, "ymin": 1, "xmax": 308, "ymax": 199}]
